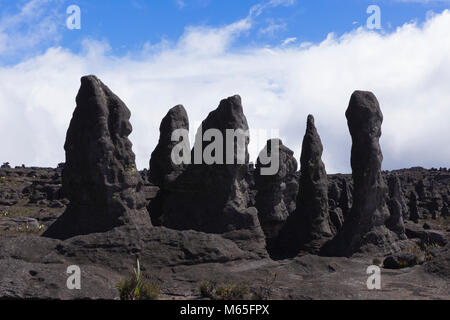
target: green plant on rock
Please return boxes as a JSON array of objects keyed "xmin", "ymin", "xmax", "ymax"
[{"xmin": 116, "ymin": 259, "xmax": 160, "ymax": 300}]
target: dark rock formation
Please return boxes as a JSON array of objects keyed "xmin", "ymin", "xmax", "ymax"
[
  {"xmin": 147, "ymin": 105, "xmax": 189, "ymax": 225},
  {"xmin": 274, "ymin": 115, "xmax": 332, "ymax": 257},
  {"xmin": 324, "ymin": 91, "xmax": 399, "ymax": 256},
  {"xmin": 254, "ymin": 139, "xmax": 297, "ymax": 240},
  {"xmin": 294, "ymin": 115, "xmax": 333, "ymax": 252},
  {"xmin": 1, "ymin": 163, "xmax": 11, "ymax": 169},
  {"xmin": 155, "ymin": 95, "xmax": 266, "ymax": 255},
  {"xmin": 430, "ymin": 190, "xmax": 443, "ymax": 219},
  {"xmin": 442, "ymin": 204, "xmax": 449, "ymax": 217},
  {"xmin": 149, "ymin": 105, "xmax": 189, "ymax": 187},
  {"xmin": 329, "ymin": 207, "xmax": 344, "ymax": 235},
  {"xmin": 386, "ymin": 174, "xmax": 407, "ymax": 238},
  {"xmin": 43, "ymin": 75, "xmax": 151, "ymax": 240},
  {"xmin": 383, "ymin": 252, "xmax": 418, "ymax": 269},
  {"xmin": 1, "ymin": 80, "xmax": 450, "ymax": 300},
  {"xmin": 328, "ymin": 175, "xmax": 353, "ymax": 235},
  {"xmin": 408, "ymin": 191, "xmax": 420, "ymax": 223}
]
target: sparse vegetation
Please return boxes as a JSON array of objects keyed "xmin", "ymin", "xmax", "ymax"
[
  {"xmin": 116, "ymin": 259, "xmax": 160, "ymax": 300},
  {"xmin": 215, "ymin": 282, "xmax": 249, "ymax": 300},
  {"xmin": 197, "ymin": 273, "xmax": 279, "ymax": 300},
  {"xmin": 404, "ymin": 245, "xmax": 425, "ymax": 263},
  {"xmin": 198, "ymin": 280, "xmax": 215, "ymax": 299},
  {"xmin": 372, "ymin": 258, "xmax": 382, "ymax": 266},
  {"xmin": 250, "ymin": 272, "xmax": 278, "ymax": 300},
  {"xmin": 403, "ymin": 242, "xmax": 441, "ymax": 264},
  {"xmin": 196, "ymin": 280, "xmax": 249, "ymax": 300}
]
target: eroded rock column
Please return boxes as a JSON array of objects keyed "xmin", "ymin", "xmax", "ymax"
[
  {"xmin": 43, "ymin": 75, "xmax": 151, "ymax": 240},
  {"xmin": 336, "ymin": 91, "xmax": 398, "ymax": 255}
]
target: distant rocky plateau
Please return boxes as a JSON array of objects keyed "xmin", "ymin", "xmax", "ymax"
[{"xmin": 0, "ymin": 75, "xmax": 449, "ymax": 300}]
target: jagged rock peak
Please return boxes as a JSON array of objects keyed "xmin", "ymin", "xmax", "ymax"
[
  {"xmin": 160, "ymin": 95, "xmax": 260, "ymax": 233},
  {"xmin": 296, "ymin": 114, "xmax": 332, "ymax": 253},
  {"xmin": 272, "ymin": 115, "xmax": 332, "ymax": 257},
  {"xmin": 149, "ymin": 104, "xmax": 189, "ymax": 187},
  {"xmin": 191, "ymin": 94, "xmax": 249, "ymax": 166},
  {"xmin": 43, "ymin": 75, "xmax": 151, "ymax": 240}
]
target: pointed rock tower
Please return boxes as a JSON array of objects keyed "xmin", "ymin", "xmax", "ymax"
[
  {"xmin": 272, "ymin": 115, "xmax": 332, "ymax": 257},
  {"xmin": 149, "ymin": 105, "xmax": 189, "ymax": 187},
  {"xmin": 43, "ymin": 75, "xmax": 152, "ymax": 240},
  {"xmin": 147, "ymin": 105, "xmax": 189, "ymax": 225},
  {"xmin": 160, "ymin": 95, "xmax": 261, "ymax": 234},
  {"xmin": 296, "ymin": 115, "xmax": 333, "ymax": 252},
  {"xmin": 326, "ymin": 91, "xmax": 399, "ymax": 256}
]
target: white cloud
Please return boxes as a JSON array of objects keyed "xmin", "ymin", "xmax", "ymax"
[
  {"xmin": 1, "ymin": 7, "xmax": 450, "ymax": 174},
  {"xmin": 282, "ymin": 37, "xmax": 297, "ymax": 45},
  {"xmin": 0, "ymin": 0, "xmax": 64, "ymax": 57},
  {"xmin": 259, "ymin": 19, "xmax": 287, "ymax": 36}
]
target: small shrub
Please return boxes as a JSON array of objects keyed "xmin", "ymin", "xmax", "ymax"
[
  {"xmin": 372, "ymin": 258, "xmax": 382, "ymax": 266},
  {"xmin": 215, "ymin": 283, "xmax": 249, "ymax": 300},
  {"xmin": 116, "ymin": 259, "xmax": 160, "ymax": 300},
  {"xmin": 198, "ymin": 280, "xmax": 215, "ymax": 299}
]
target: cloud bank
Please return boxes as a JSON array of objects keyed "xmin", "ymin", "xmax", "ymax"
[{"xmin": 1, "ymin": 5, "xmax": 450, "ymax": 173}]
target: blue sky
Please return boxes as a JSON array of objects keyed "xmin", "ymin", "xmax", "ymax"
[
  {"xmin": 1, "ymin": 0, "xmax": 450, "ymax": 63},
  {"xmin": 1, "ymin": 0, "xmax": 450, "ymax": 172}
]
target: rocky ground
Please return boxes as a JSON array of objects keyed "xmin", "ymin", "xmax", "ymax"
[{"xmin": 1, "ymin": 165, "xmax": 448, "ymax": 300}]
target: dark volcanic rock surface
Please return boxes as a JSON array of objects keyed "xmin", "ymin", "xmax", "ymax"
[
  {"xmin": 0, "ymin": 226, "xmax": 448, "ymax": 300},
  {"xmin": 386, "ymin": 174, "xmax": 407, "ymax": 238},
  {"xmin": 159, "ymin": 96, "xmax": 262, "ymax": 233},
  {"xmin": 326, "ymin": 91, "xmax": 400, "ymax": 256},
  {"xmin": 254, "ymin": 139, "xmax": 298, "ymax": 240},
  {"xmin": 148, "ymin": 105, "xmax": 189, "ymax": 225},
  {"xmin": 43, "ymin": 76, "xmax": 152, "ymax": 240},
  {"xmin": 149, "ymin": 95, "xmax": 266, "ymax": 256},
  {"xmin": 276, "ymin": 115, "xmax": 332, "ymax": 257},
  {"xmin": 149, "ymin": 105, "xmax": 189, "ymax": 187},
  {"xmin": 295, "ymin": 115, "xmax": 333, "ymax": 252}
]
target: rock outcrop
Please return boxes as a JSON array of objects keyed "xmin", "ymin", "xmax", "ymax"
[
  {"xmin": 43, "ymin": 76, "xmax": 152, "ymax": 240},
  {"xmin": 324, "ymin": 91, "xmax": 399, "ymax": 256},
  {"xmin": 147, "ymin": 105, "xmax": 189, "ymax": 225},
  {"xmin": 273, "ymin": 115, "xmax": 332, "ymax": 257},
  {"xmin": 148, "ymin": 105, "xmax": 189, "ymax": 187},
  {"xmin": 408, "ymin": 191, "xmax": 420, "ymax": 223},
  {"xmin": 296, "ymin": 115, "xmax": 333, "ymax": 251},
  {"xmin": 254, "ymin": 139, "xmax": 298, "ymax": 240},
  {"xmin": 386, "ymin": 174, "xmax": 407, "ymax": 238},
  {"xmin": 155, "ymin": 95, "xmax": 266, "ymax": 255}
]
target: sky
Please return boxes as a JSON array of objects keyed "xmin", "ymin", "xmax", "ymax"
[{"xmin": 0, "ymin": 0, "xmax": 450, "ymax": 173}]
